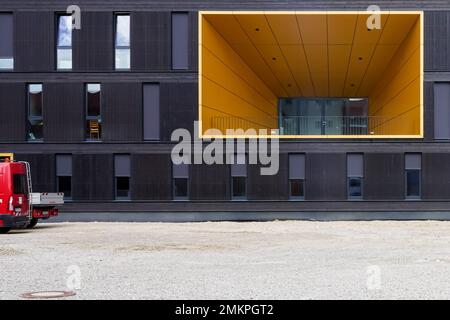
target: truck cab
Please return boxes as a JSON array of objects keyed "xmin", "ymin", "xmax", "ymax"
[{"xmin": 0, "ymin": 161, "xmax": 31, "ymax": 233}]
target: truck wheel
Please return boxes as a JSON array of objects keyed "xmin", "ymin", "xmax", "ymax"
[
  {"xmin": 0, "ymin": 228, "xmax": 11, "ymax": 234},
  {"xmin": 26, "ymin": 218, "xmax": 38, "ymax": 229}
]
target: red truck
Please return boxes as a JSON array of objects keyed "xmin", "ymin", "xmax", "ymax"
[{"xmin": 0, "ymin": 155, "xmax": 63, "ymax": 234}]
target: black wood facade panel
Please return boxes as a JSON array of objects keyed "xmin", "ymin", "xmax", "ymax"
[
  {"xmin": 73, "ymin": 11, "xmax": 113, "ymax": 71},
  {"xmin": 189, "ymin": 163, "xmax": 230, "ymax": 200},
  {"xmin": 72, "ymin": 154, "xmax": 114, "ymax": 200},
  {"xmin": 131, "ymin": 11, "xmax": 171, "ymax": 71},
  {"xmin": 130, "ymin": 153, "xmax": 172, "ymax": 200},
  {"xmin": 14, "ymin": 11, "xmax": 54, "ymax": 72},
  {"xmin": 160, "ymin": 82, "xmax": 197, "ymax": 141},
  {"xmin": 189, "ymin": 11, "xmax": 198, "ymax": 71},
  {"xmin": 424, "ymin": 81, "xmax": 434, "ymax": 141},
  {"xmin": 425, "ymin": 11, "xmax": 450, "ymax": 71},
  {"xmin": 305, "ymin": 153, "xmax": 346, "ymax": 200},
  {"xmin": 102, "ymin": 82, "xmax": 142, "ymax": 141},
  {"xmin": 364, "ymin": 153, "xmax": 405, "ymax": 200},
  {"xmin": 248, "ymin": 154, "xmax": 289, "ymax": 200},
  {"xmin": 0, "ymin": 83, "xmax": 25, "ymax": 142},
  {"xmin": 43, "ymin": 82, "xmax": 84, "ymax": 142},
  {"xmin": 422, "ymin": 153, "xmax": 450, "ymax": 199},
  {"xmin": 14, "ymin": 153, "xmax": 56, "ymax": 192}
]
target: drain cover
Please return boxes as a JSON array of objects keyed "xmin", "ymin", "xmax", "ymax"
[{"xmin": 21, "ymin": 291, "xmax": 76, "ymax": 299}]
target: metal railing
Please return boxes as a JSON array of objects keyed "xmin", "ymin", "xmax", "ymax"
[{"xmin": 209, "ymin": 116, "xmax": 390, "ymax": 136}]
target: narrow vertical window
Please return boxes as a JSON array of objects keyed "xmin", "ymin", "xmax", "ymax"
[
  {"xmin": 143, "ymin": 83, "xmax": 160, "ymax": 140},
  {"xmin": 57, "ymin": 14, "xmax": 72, "ymax": 70},
  {"xmin": 434, "ymin": 83, "xmax": 450, "ymax": 139},
  {"xmin": 85, "ymin": 83, "xmax": 101, "ymax": 140},
  {"xmin": 56, "ymin": 154, "xmax": 72, "ymax": 199},
  {"xmin": 405, "ymin": 153, "xmax": 421, "ymax": 199},
  {"xmin": 173, "ymin": 162, "xmax": 189, "ymax": 200},
  {"xmin": 27, "ymin": 84, "xmax": 44, "ymax": 141},
  {"xmin": 0, "ymin": 13, "xmax": 13, "ymax": 70},
  {"xmin": 289, "ymin": 154, "xmax": 305, "ymax": 199},
  {"xmin": 231, "ymin": 154, "xmax": 247, "ymax": 200},
  {"xmin": 172, "ymin": 12, "xmax": 189, "ymax": 70},
  {"xmin": 114, "ymin": 154, "xmax": 130, "ymax": 200},
  {"xmin": 115, "ymin": 14, "xmax": 130, "ymax": 70},
  {"xmin": 347, "ymin": 154, "xmax": 364, "ymax": 199}
]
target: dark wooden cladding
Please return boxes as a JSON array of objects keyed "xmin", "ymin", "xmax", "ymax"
[
  {"xmin": 14, "ymin": 11, "xmax": 54, "ymax": 72},
  {"xmin": 102, "ymin": 82, "xmax": 142, "ymax": 142},
  {"xmin": 364, "ymin": 153, "xmax": 405, "ymax": 200},
  {"xmin": 43, "ymin": 82, "xmax": 84, "ymax": 142},
  {"xmin": 248, "ymin": 153, "xmax": 289, "ymax": 200},
  {"xmin": 72, "ymin": 154, "xmax": 114, "ymax": 200},
  {"xmin": 0, "ymin": 83, "xmax": 25, "ymax": 142},
  {"xmin": 130, "ymin": 154, "xmax": 172, "ymax": 200},
  {"xmin": 424, "ymin": 11, "xmax": 450, "ymax": 71},
  {"xmin": 188, "ymin": 11, "xmax": 199, "ymax": 71},
  {"xmin": 73, "ymin": 11, "xmax": 113, "ymax": 71},
  {"xmin": 423, "ymin": 81, "xmax": 434, "ymax": 141},
  {"xmin": 131, "ymin": 11, "xmax": 171, "ymax": 71},
  {"xmin": 422, "ymin": 153, "xmax": 450, "ymax": 199},
  {"xmin": 160, "ymin": 82, "xmax": 197, "ymax": 141},
  {"xmin": 305, "ymin": 153, "xmax": 347, "ymax": 200},
  {"xmin": 14, "ymin": 153, "xmax": 56, "ymax": 192},
  {"xmin": 189, "ymin": 163, "xmax": 230, "ymax": 200}
]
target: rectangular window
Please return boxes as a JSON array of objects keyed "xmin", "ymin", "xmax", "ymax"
[
  {"xmin": 56, "ymin": 154, "xmax": 72, "ymax": 199},
  {"xmin": 231, "ymin": 154, "xmax": 247, "ymax": 200},
  {"xmin": 434, "ymin": 83, "xmax": 450, "ymax": 139},
  {"xmin": 27, "ymin": 84, "xmax": 44, "ymax": 141},
  {"xmin": 289, "ymin": 154, "xmax": 305, "ymax": 199},
  {"xmin": 0, "ymin": 13, "xmax": 13, "ymax": 70},
  {"xmin": 347, "ymin": 154, "xmax": 364, "ymax": 199},
  {"xmin": 85, "ymin": 83, "xmax": 101, "ymax": 140},
  {"xmin": 405, "ymin": 153, "xmax": 421, "ymax": 199},
  {"xmin": 173, "ymin": 162, "xmax": 189, "ymax": 200},
  {"xmin": 115, "ymin": 14, "xmax": 130, "ymax": 70},
  {"xmin": 143, "ymin": 84, "xmax": 160, "ymax": 140},
  {"xmin": 172, "ymin": 12, "xmax": 189, "ymax": 70},
  {"xmin": 57, "ymin": 14, "xmax": 72, "ymax": 70},
  {"xmin": 114, "ymin": 154, "xmax": 130, "ymax": 200}
]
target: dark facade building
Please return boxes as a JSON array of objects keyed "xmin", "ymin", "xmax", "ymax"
[{"xmin": 1, "ymin": 0, "xmax": 450, "ymax": 216}]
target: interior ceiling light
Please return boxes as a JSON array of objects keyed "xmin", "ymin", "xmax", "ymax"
[
  {"xmin": 350, "ymin": 83, "xmax": 355, "ymax": 87},
  {"xmin": 255, "ymin": 28, "xmax": 260, "ymax": 31},
  {"xmin": 358, "ymin": 57, "xmax": 363, "ymax": 61},
  {"xmin": 349, "ymin": 98, "xmax": 364, "ymax": 102},
  {"xmin": 272, "ymin": 57, "xmax": 276, "ymax": 61}
]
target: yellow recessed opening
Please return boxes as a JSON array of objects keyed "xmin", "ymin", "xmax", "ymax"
[{"xmin": 199, "ymin": 11, "xmax": 423, "ymax": 139}]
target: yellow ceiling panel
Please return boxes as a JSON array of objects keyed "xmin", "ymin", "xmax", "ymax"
[
  {"xmin": 204, "ymin": 15, "xmax": 249, "ymax": 45},
  {"xmin": 304, "ymin": 45, "xmax": 328, "ymax": 96},
  {"xmin": 296, "ymin": 14, "xmax": 327, "ymax": 45},
  {"xmin": 344, "ymin": 44, "xmax": 376, "ymax": 96},
  {"xmin": 378, "ymin": 15, "xmax": 419, "ymax": 45},
  {"xmin": 353, "ymin": 13, "xmax": 388, "ymax": 45},
  {"xmin": 327, "ymin": 14, "xmax": 357, "ymax": 45},
  {"xmin": 234, "ymin": 14, "xmax": 276, "ymax": 45},
  {"xmin": 266, "ymin": 14, "xmax": 302, "ymax": 45},
  {"xmin": 328, "ymin": 45, "xmax": 352, "ymax": 96},
  {"xmin": 256, "ymin": 44, "xmax": 301, "ymax": 96},
  {"xmin": 280, "ymin": 45, "xmax": 315, "ymax": 96}
]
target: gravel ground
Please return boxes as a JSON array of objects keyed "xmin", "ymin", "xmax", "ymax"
[{"xmin": 1, "ymin": 221, "xmax": 450, "ymax": 300}]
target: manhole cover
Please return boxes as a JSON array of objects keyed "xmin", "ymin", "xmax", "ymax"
[{"xmin": 21, "ymin": 291, "xmax": 76, "ymax": 299}]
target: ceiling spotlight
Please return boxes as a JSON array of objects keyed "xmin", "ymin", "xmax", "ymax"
[
  {"xmin": 255, "ymin": 28, "xmax": 260, "ymax": 32},
  {"xmin": 358, "ymin": 57, "xmax": 363, "ymax": 61},
  {"xmin": 350, "ymin": 83, "xmax": 355, "ymax": 87},
  {"xmin": 272, "ymin": 57, "xmax": 276, "ymax": 61},
  {"xmin": 287, "ymin": 84, "xmax": 292, "ymax": 87}
]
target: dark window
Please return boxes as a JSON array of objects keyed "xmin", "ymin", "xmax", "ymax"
[
  {"xmin": 289, "ymin": 154, "xmax": 305, "ymax": 199},
  {"xmin": 115, "ymin": 14, "xmax": 130, "ymax": 70},
  {"xmin": 405, "ymin": 153, "xmax": 421, "ymax": 199},
  {"xmin": 172, "ymin": 12, "xmax": 189, "ymax": 70},
  {"xmin": 0, "ymin": 13, "xmax": 13, "ymax": 70},
  {"xmin": 114, "ymin": 154, "xmax": 130, "ymax": 200},
  {"xmin": 434, "ymin": 83, "xmax": 450, "ymax": 139},
  {"xmin": 347, "ymin": 154, "xmax": 364, "ymax": 199},
  {"xmin": 231, "ymin": 154, "xmax": 247, "ymax": 200},
  {"xmin": 347, "ymin": 177, "xmax": 362, "ymax": 198},
  {"xmin": 173, "ymin": 163, "xmax": 189, "ymax": 200},
  {"xmin": 289, "ymin": 179, "xmax": 304, "ymax": 198},
  {"xmin": 57, "ymin": 15, "xmax": 72, "ymax": 70},
  {"xmin": 13, "ymin": 174, "xmax": 28, "ymax": 195},
  {"xmin": 27, "ymin": 84, "xmax": 44, "ymax": 141},
  {"xmin": 85, "ymin": 84, "xmax": 101, "ymax": 140},
  {"xmin": 56, "ymin": 154, "xmax": 72, "ymax": 199},
  {"xmin": 57, "ymin": 176, "xmax": 72, "ymax": 198},
  {"xmin": 143, "ymin": 84, "xmax": 160, "ymax": 140}
]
